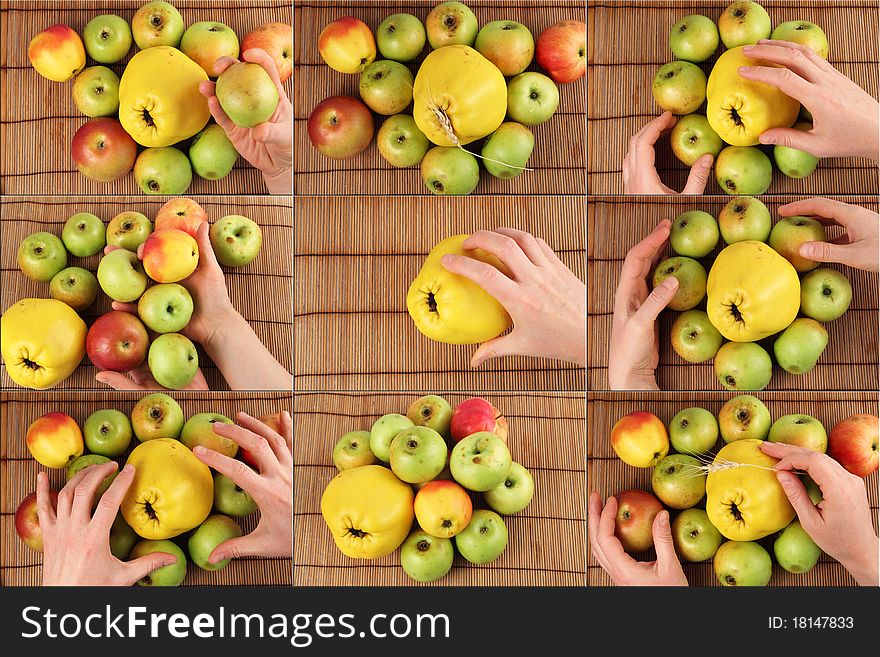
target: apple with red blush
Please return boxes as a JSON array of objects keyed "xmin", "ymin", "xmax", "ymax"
[{"xmin": 450, "ymin": 397, "xmax": 508, "ymax": 443}]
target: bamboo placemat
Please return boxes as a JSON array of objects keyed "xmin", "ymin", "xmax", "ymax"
[
  {"xmin": 587, "ymin": 391, "xmax": 879, "ymax": 586},
  {"xmin": 294, "ymin": 195, "xmax": 586, "ymax": 391},
  {"xmin": 293, "ymin": 391, "xmax": 586, "ymax": 586},
  {"xmin": 0, "ymin": 0, "xmax": 292, "ymax": 196},
  {"xmin": 0, "ymin": 390, "xmax": 292, "ymax": 586},
  {"xmin": 587, "ymin": 195, "xmax": 879, "ymax": 391},
  {"xmin": 293, "ymin": 0, "xmax": 586, "ymax": 195},
  {"xmin": 587, "ymin": 0, "xmax": 879, "ymax": 195},
  {"xmin": 0, "ymin": 196, "xmax": 293, "ymax": 390}
]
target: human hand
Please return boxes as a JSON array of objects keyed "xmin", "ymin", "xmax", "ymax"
[
  {"xmin": 95, "ymin": 356, "xmax": 209, "ymax": 391},
  {"xmin": 37, "ymin": 462, "xmax": 176, "ymax": 586},
  {"xmin": 193, "ymin": 411, "xmax": 293, "ymax": 562},
  {"xmin": 588, "ymin": 492, "xmax": 688, "ymax": 586},
  {"xmin": 761, "ymin": 442, "xmax": 879, "ymax": 586},
  {"xmin": 778, "ymin": 197, "xmax": 879, "ymax": 273},
  {"xmin": 608, "ymin": 221, "xmax": 678, "ymax": 390},
  {"xmin": 623, "ymin": 112, "xmax": 714, "ymax": 194},
  {"xmin": 440, "ymin": 228, "xmax": 586, "ymax": 367},
  {"xmin": 199, "ymin": 48, "xmax": 292, "ymax": 194},
  {"xmin": 738, "ymin": 41, "xmax": 880, "ymax": 161}
]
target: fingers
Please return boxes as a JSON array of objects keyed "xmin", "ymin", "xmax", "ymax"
[
  {"xmin": 207, "ymin": 95, "xmax": 238, "ymax": 134},
  {"xmin": 681, "ymin": 154, "xmax": 714, "ymax": 194},
  {"xmin": 651, "ymin": 510, "xmax": 680, "ymax": 571},
  {"xmin": 103, "ymin": 244, "xmax": 122, "ymax": 255},
  {"xmin": 242, "ymin": 48, "xmax": 287, "ymax": 99},
  {"xmin": 736, "ymin": 65, "xmax": 811, "ymax": 102},
  {"xmin": 194, "ymin": 219, "xmax": 221, "ymax": 271},
  {"xmin": 441, "ymin": 254, "xmax": 517, "ymax": 305},
  {"xmin": 209, "ymin": 534, "xmax": 258, "ymax": 564},
  {"xmin": 635, "ymin": 112, "xmax": 676, "ymax": 150},
  {"xmin": 232, "ymin": 412, "xmax": 290, "ymax": 466},
  {"xmin": 633, "ymin": 276, "xmax": 679, "ymax": 326},
  {"xmin": 91, "ymin": 464, "xmax": 134, "ymax": 535},
  {"xmin": 776, "ymin": 471, "xmax": 823, "ymax": 531},
  {"xmin": 278, "ymin": 410, "xmax": 293, "ymax": 451},
  {"xmin": 193, "ymin": 445, "xmax": 261, "ymax": 493},
  {"xmin": 757, "ymin": 127, "xmax": 818, "ymax": 152},
  {"xmin": 749, "ymin": 40, "xmax": 834, "ymax": 74},
  {"xmin": 253, "ymin": 120, "xmax": 292, "ymax": 146},
  {"xmin": 492, "ymin": 228, "xmax": 553, "ymax": 268},
  {"xmin": 777, "ymin": 197, "xmax": 856, "ymax": 226},
  {"xmin": 798, "ymin": 240, "xmax": 849, "ymax": 265},
  {"xmin": 199, "ymin": 80, "xmax": 216, "ymax": 99},
  {"xmin": 95, "ymin": 371, "xmax": 149, "ymax": 391},
  {"xmin": 36, "ymin": 471, "xmax": 56, "ymax": 526},
  {"xmin": 69, "ymin": 461, "xmax": 118, "ymax": 521},
  {"xmin": 212, "ymin": 55, "xmax": 239, "ymax": 77},
  {"xmin": 110, "ymin": 301, "xmax": 139, "ymax": 314},
  {"xmin": 461, "ymin": 231, "xmax": 536, "ymax": 280},
  {"xmin": 620, "ymin": 221, "xmax": 672, "ymax": 281},
  {"xmin": 470, "ymin": 333, "xmax": 520, "ymax": 368},
  {"xmin": 124, "ymin": 551, "xmax": 179, "ymax": 584},
  {"xmin": 760, "ymin": 441, "xmax": 844, "ymax": 487}
]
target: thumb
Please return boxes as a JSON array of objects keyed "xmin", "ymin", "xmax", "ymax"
[
  {"xmin": 634, "ymin": 276, "xmax": 678, "ymax": 326},
  {"xmin": 252, "ymin": 120, "xmax": 289, "ymax": 146},
  {"xmin": 799, "ymin": 240, "xmax": 847, "ymax": 265},
  {"xmin": 776, "ymin": 471, "xmax": 822, "ymax": 530},
  {"xmin": 471, "ymin": 334, "xmax": 521, "ymax": 368},
  {"xmin": 651, "ymin": 510, "xmax": 679, "ymax": 568},
  {"xmin": 209, "ymin": 535, "xmax": 258, "ymax": 564},
  {"xmin": 759, "ymin": 128, "xmax": 816, "ymax": 154},
  {"xmin": 681, "ymin": 154, "xmax": 713, "ymax": 194},
  {"xmin": 124, "ymin": 552, "xmax": 178, "ymax": 584},
  {"xmin": 95, "ymin": 372, "xmax": 147, "ymax": 391}
]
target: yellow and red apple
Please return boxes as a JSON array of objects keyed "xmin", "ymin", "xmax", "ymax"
[
  {"xmin": 28, "ymin": 24, "xmax": 86, "ymax": 82},
  {"xmin": 27, "ymin": 412, "xmax": 84, "ymax": 468},
  {"xmin": 242, "ymin": 22, "xmax": 292, "ymax": 82},
  {"xmin": 610, "ymin": 411, "xmax": 670, "ymax": 468},
  {"xmin": 829, "ymin": 414, "xmax": 879, "ymax": 477},
  {"xmin": 154, "ymin": 198, "xmax": 208, "ymax": 238},
  {"xmin": 414, "ymin": 480, "xmax": 473, "ymax": 538},
  {"xmin": 450, "ymin": 397, "xmax": 509, "ymax": 443},
  {"xmin": 15, "ymin": 490, "xmax": 59, "ymax": 552},
  {"xmin": 142, "ymin": 228, "xmax": 199, "ymax": 283},
  {"xmin": 318, "ymin": 17, "xmax": 375, "ymax": 74}
]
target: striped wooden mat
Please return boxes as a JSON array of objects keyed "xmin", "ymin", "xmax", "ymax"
[
  {"xmin": 294, "ymin": 195, "xmax": 587, "ymax": 391},
  {"xmin": 293, "ymin": 391, "xmax": 586, "ymax": 586},
  {"xmin": 587, "ymin": 0, "xmax": 879, "ymax": 194},
  {"xmin": 0, "ymin": 390, "xmax": 292, "ymax": 586},
  {"xmin": 0, "ymin": 0, "xmax": 292, "ymax": 195},
  {"xmin": 293, "ymin": 0, "xmax": 586, "ymax": 195},
  {"xmin": 0, "ymin": 196, "xmax": 293, "ymax": 390},
  {"xmin": 587, "ymin": 391, "xmax": 879, "ymax": 586},
  {"xmin": 587, "ymin": 195, "xmax": 880, "ymax": 391}
]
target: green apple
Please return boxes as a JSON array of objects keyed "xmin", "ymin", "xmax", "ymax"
[
  {"xmin": 507, "ymin": 72, "xmax": 559, "ymax": 126},
  {"xmin": 715, "ymin": 146, "xmax": 772, "ymax": 196},
  {"xmin": 715, "ymin": 540, "xmax": 772, "ymax": 586},
  {"xmin": 774, "ymin": 122, "xmax": 819, "ymax": 179},
  {"xmin": 106, "ymin": 212, "xmax": 152, "ymax": 251},
  {"xmin": 370, "ymin": 413, "xmax": 414, "ymax": 462},
  {"xmin": 651, "ymin": 61, "xmax": 706, "ymax": 115},
  {"xmin": 651, "ymin": 454, "xmax": 705, "ymax": 509},
  {"xmin": 455, "ymin": 509, "xmax": 507, "ymax": 564},
  {"xmin": 651, "ymin": 256, "xmax": 707, "ymax": 311},
  {"xmin": 134, "ymin": 147, "xmax": 192, "ymax": 195},
  {"xmin": 215, "ymin": 62, "xmax": 279, "ymax": 128},
  {"xmin": 332, "ymin": 430, "xmax": 378, "ymax": 471},
  {"xmin": 189, "ymin": 124, "xmax": 239, "ymax": 180},
  {"xmin": 481, "ymin": 122, "xmax": 534, "ymax": 179},
  {"xmin": 49, "ymin": 266, "xmax": 99, "ymax": 312},
  {"xmin": 62, "ymin": 212, "xmax": 105, "ymax": 257},
  {"xmin": 718, "ymin": 196, "xmax": 771, "ymax": 244},
  {"xmin": 97, "ymin": 249, "xmax": 147, "ymax": 302},
  {"xmin": 131, "ymin": 392, "xmax": 184, "ymax": 442},
  {"xmin": 670, "ymin": 113, "xmax": 723, "ymax": 166},
  {"xmin": 421, "ymin": 146, "xmax": 480, "ymax": 195},
  {"xmin": 377, "ymin": 114, "xmax": 430, "ymax": 167},
  {"xmin": 670, "ymin": 210, "xmax": 719, "ymax": 258},
  {"xmin": 18, "ymin": 232, "xmax": 67, "ymax": 282},
  {"xmin": 188, "ymin": 514, "xmax": 242, "ymax": 571},
  {"xmin": 209, "ymin": 215, "xmax": 263, "ymax": 267},
  {"xmin": 672, "ymin": 508, "xmax": 723, "ymax": 562},
  {"xmin": 800, "ymin": 268, "xmax": 852, "ymax": 322},
  {"xmin": 774, "ymin": 520, "xmax": 822, "ymax": 574},
  {"xmin": 66, "ymin": 455, "xmax": 117, "ymax": 502},
  {"xmin": 484, "ymin": 461, "xmax": 534, "ymax": 514},
  {"xmin": 376, "ymin": 13, "xmax": 426, "ymax": 62},
  {"xmin": 474, "ymin": 20, "xmax": 534, "ymax": 76},
  {"xmin": 718, "ymin": 1, "xmax": 771, "ymax": 49},
  {"xmin": 359, "ymin": 60, "xmax": 413, "ymax": 115},
  {"xmin": 179, "ymin": 21, "xmax": 240, "ymax": 78},
  {"xmin": 771, "ymin": 21, "xmax": 829, "ymax": 59},
  {"xmin": 714, "ymin": 341, "xmax": 772, "ymax": 391},
  {"xmin": 180, "ymin": 413, "xmax": 236, "ymax": 457},
  {"xmin": 773, "ymin": 318, "xmax": 828, "ymax": 375},
  {"xmin": 389, "ymin": 426, "xmax": 447, "ymax": 484},
  {"xmin": 769, "ymin": 216, "xmax": 827, "ymax": 273},
  {"xmin": 450, "ymin": 432, "xmax": 511, "ymax": 492},
  {"xmin": 72, "ymin": 66, "xmax": 120, "ymax": 118},
  {"xmin": 670, "ymin": 310, "xmax": 723, "ymax": 363},
  {"xmin": 131, "ymin": 1, "xmax": 185, "ymax": 50},
  {"xmin": 137, "ymin": 283, "xmax": 194, "ymax": 333},
  {"xmin": 130, "ymin": 539, "xmax": 186, "ymax": 586},
  {"xmin": 83, "ymin": 14, "xmax": 132, "ymax": 64},
  {"xmin": 669, "ymin": 14, "xmax": 719, "ymax": 63},
  {"xmin": 769, "ymin": 414, "xmax": 827, "ymax": 453},
  {"xmin": 213, "ymin": 472, "xmax": 258, "ymax": 517},
  {"xmin": 148, "ymin": 333, "xmax": 199, "ymax": 390},
  {"xmin": 84, "ymin": 408, "xmax": 133, "ymax": 457},
  {"xmin": 400, "ymin": 530, "xmax": 454, "ymax": 582},
  {"xmin": 718, "ymin": 394, "xmax": 771, "ymax": 443},
  {"xmin": 109, "ymin": 513, "xmax": 139, "ymax": 560},
  {"xmin": 669, "ymin": 407, "xmax": 718, "ymax": 455},
  {"xmin": 425, "ymin": 1, "xmax": 479, "ymax": 49},
  {"xmin": 406, "ymin": 394, "xmax": 453, "ymax": 439}
]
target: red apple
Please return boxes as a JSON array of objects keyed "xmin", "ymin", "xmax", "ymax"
[
  {"xmin": 71, "ymin": 117, "xmax": 138, "ymax": 182},
  {"xmin": 536, "ymin": 20, "xmax": 586, "ymax": 84},
  {"xmin": 829, "ymin": 414, "xmax": 879, "ymax": 477},
  {"xmin": 307, "ymin": 95, "xmax": 374, "ymax": 160},
  {"xmin": 154, "ymin": 198, "xmax": 209, "ymax": 237},
  {"xmin": 613, "ymin": 489, "xmax": 664, "ymax": 553},
  {"xmin": 86, "ymin": 310, "xmax": 149, "ymax": 372},
  {"xmin": 450, "ymin": 397, "xmax": 509, "ymax": 443},
  {"xmin": 241, "ymin": 22, "xmax": 292, "ymax": 82},
  {"xmin": 15, "ymin": 490, "xmax": 59, "ymax": 552}
]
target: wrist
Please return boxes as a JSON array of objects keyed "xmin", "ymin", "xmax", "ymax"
[
  {"xmin": 263, "ymin": 166, "xmax": 292, "ymax": 195},
  {"xmin": 608, "ymin": 364, "xmax": 660, "ymax": 390},
  {"xmin": 201, "ymin": 306, "xmax": 244, "ymax": 351},
  {"xmin": 841, "ymin": 535, "xmax": 879, "ymax": 586}
]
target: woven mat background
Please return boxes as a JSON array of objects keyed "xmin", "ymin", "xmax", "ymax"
[
  {"xmin": 294, "ymin": 195, "xmax": 586, "ymax": 391},
  {"xmin": 587, "ymin": 0, "xmax": 879, "ymax": 194},
  {"xmin": 1, "ymin": 390, "xmax": 292, "ymax": 586},
  {"xmin": 587, "ymin": 195, "xmax": 879, "ymax": 391},
  {"xmin": 0, "ymin": 0, "xmax": 292, "ymax": 195},
  {"xmin": 0, "ymin": 196, "xmax": 292, "ymax": 390},
  {"xmin": 587, "ymin": 391, "xmax": 879, "ymax": 586},
  {"xmin": 293, "ymin": 391, "xmax": 586, "ymax": 586},
  {"xmin": 293, "ymin": 0, "xmax": 586, "ymax": 195}
]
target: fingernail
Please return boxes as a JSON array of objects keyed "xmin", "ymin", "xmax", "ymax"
[
  {"xmin": 660, "ymin": 276, "xmax": 678, "ymax": 290},
  {"xmin": 799, "ymin": 243, "xmax": 816, "ymax": 257},
  {"xmin": 658, "ymin": 511, "xmax": 669, "ymax": 527},
  {"xmin": 758, "ymin": 134, "xmax": 775, "ymax": 145},
  {"xmin": 777, "ymin": 472, "xmax": 794, "ymax": 488},
  {"xmin": 122, "ymin": 464, "xmax": 134, "ymax": 474},
  {"xmin": 162, "ymin": 558, "xmax": 177, "ymax": 567},
  {"xmin": 193, "ymin": 446, "xmax": 206, "ymax": 455},
  {"xmin": 441, "ymin": 255, "xmax": 453, "ymax": 265},
  {"xmin": 209, "ymin": 554, "xmax": 223, "ymax": 565},
  {"xmin": 738, "ymin": 66, "xmax": 753, "ymax": 74}
]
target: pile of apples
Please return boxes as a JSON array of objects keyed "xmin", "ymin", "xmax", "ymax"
[
  {"xmin": 652, "ymin": 0, "xmax": 828, "ymax": 194},
  {"xmin": 321, "ymin": 395, "xmax": 534, "ymax": 582},
  {"xmin": 27, "ymin": 0, "xmax": 292, "ymax": 194},
  {"xmin": 15, "ymin": 394, "xmax": 281, "ymax": 586},
  {"xmin": 4, "ymin": 199, "xmax": 262, "ymax": 390},
  {"xmin": 307, "ymin": 1, "xmax": 586, "ymax": 195},
  {"xmin": 654, "ymin": 196, "xmax": 852, "ymax": 390},
  {"xmin": 608, "ymin": 404, "xmax": 878, "ymax": 586}
]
